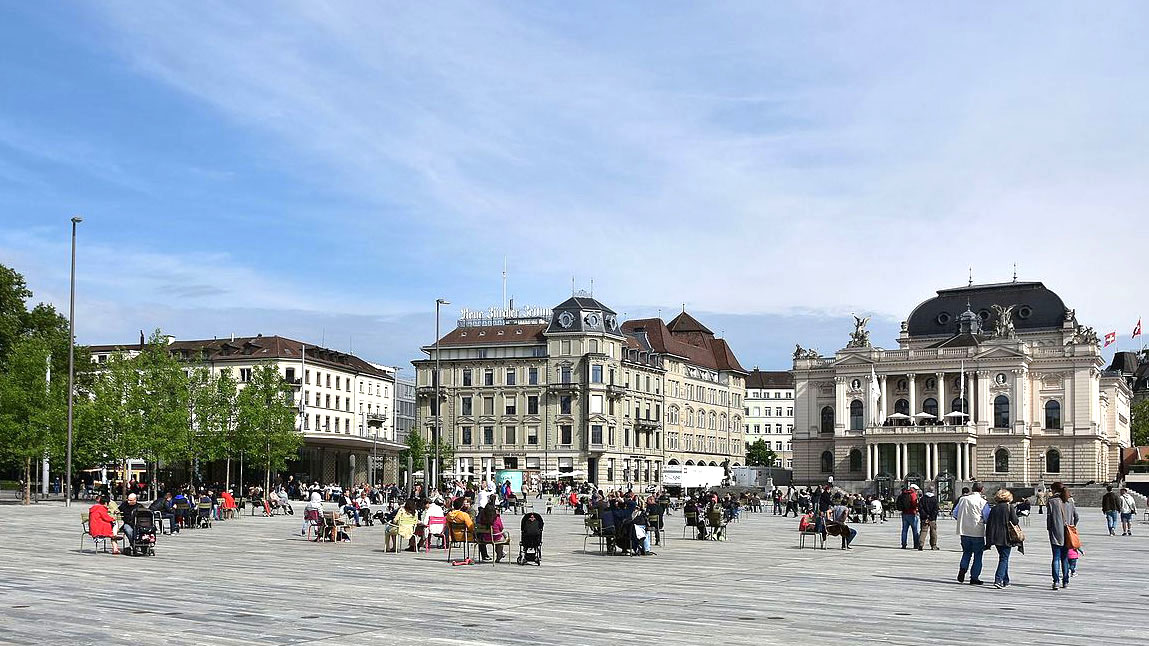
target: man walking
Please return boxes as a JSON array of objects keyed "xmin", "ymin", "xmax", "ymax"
[
  {"xmin": 919, "ymin": 486, "xmax": 940, "ymax": 550},
  {"xmin": 952, "ymin": 483, "xmax": 988, "ymax": 585},
  {"xmin": 897, "ymin": 484, "xmax": 921, "ymax": 550},
  {"xmin": 1118, "ymin": 487, "xmax": 1138, "ymax": 536},
  {"xmin": 1101, "ymin": 485, "xmax": 1120, "ymax": 536}
]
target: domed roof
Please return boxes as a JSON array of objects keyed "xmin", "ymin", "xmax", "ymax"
[
  {"xmin": 906, "ymin": 281, "xmax": 1066, "ymax": 338},
  {"xmin": 545, "ymin": 296, "xmax": 623, "ymax": 336}
]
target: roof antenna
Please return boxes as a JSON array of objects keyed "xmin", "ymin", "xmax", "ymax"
[
  {"xmin": 682, "ymin": 303, "xmax": 686, "ymax": 314},
  {"xmin": 590, "ymin": 278, "xmax": 594, "ymax": 297},
  {"xmin": 571, "ymin": 276, "xmax": 575, "ymax": 296},
  {"xmin": 968, "ymin": 267, "xmax": 973, "ymax": 287},
  {"xmin": 502, "ymin": 256, "xmax": 507, "ymax": 308},
  {"xmin": 657, "ymin": 308, "xmax": 662, "ymax": 320},
  {"xmin": 1012, "ymin": 262, "xmax": 1017, "ymax": 282}
]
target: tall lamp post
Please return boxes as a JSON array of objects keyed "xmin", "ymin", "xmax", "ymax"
[
  {"xmin": 65, "ymin": 216, "xmax": 82, "ymax": 508},
  {"xmin": 433, "ymin": 298, "xmax": 449, "ymax": 491}
]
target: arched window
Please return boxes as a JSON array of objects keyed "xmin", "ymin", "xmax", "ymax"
[
  {"xmin": 894, "ymin": 399, "xmax": 910, "ymax": 415},
  {"xmin": 685, "ymin": 460, "xmax": 695, "ymax": 466},
  {"xmin": 1044, "ymin": 400, "xmax": 1062, "ymax": 430},
  {"xmin": 849, "ymin": 400, "xmax": 864, "ymax": 430},
  {"xmin": 709, "ymin": 412, "xmax": 717, "ymax": 430},
  {"xmin": 951, "ymin": 397, "xmax": 968, "ymax": 415},
  {"xmin": 993, "ymin": 395, "xmax": 1010, "ymax": 428},
  {"xmin": 848, "ymin": 448, "xmax": 863, "ymax": 472},
  {"xmin": 1046, "ymin": 449, "xmax": 1061, "ymax": 473},
  {"xmin": 820, "ymin": 406, "xmax": 834, "ymax": 433},
  {"xmin": 897, "ymin": 378, "xmax": 908, "ymax": 391},
  {"xmin": 923, "ymin": 397, "xmax": 938, "ymax": 418},
  {"xmin": 820, "ymin": 450, "xmax": 834, "ymax": 473},
  {"xmin": 994, "ymin": 448, "xmax": 1009, "ymax": 473}
]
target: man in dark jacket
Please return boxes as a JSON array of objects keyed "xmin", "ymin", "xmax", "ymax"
[
  {"xmin": 1101, "ymin": 485, "xmax": 1120, "ymax": 536},
  {"xmin": 918, "ymin": 488, "xmax": 940, "ymax": 550}
]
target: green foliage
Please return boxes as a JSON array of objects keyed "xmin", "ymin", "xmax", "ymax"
[
  {"xmin": 0, "ymin": 335, "xmax": 62, "ymax": 503},
  {"xmin": 399, "ymin": 429, "xmax": 426, "ymax": 470},
  {"xmin": 745, "ymin": 439, "xmax": 778, "ymax": 467},
  {"xmin": 135, "ymin": 331, "xmax": 190, "ymax": 489},
  {"xmin": 1131, "ymin": 397, "xmax": 1149, "ymax": 448},
  {"xmin": 236, "ymin": 362, "xmax": 301, "ymax": 490}
]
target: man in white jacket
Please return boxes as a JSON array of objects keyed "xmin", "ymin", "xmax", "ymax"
[
  {"xmin": 1118, "ymin": 487, "xmax": 1138, "ymax": 536},
  {"xmin": 952, "ymin": 483, "xmax": 988, "ymax": 585}
]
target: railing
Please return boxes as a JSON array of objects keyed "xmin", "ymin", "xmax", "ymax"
[
  {"xmin": 547, "ymin": 382, "xmax": 579, "ymax": 392},
  {"xmin": 866, "ymin": 424, "xmax": 976, "ymax": 436}
]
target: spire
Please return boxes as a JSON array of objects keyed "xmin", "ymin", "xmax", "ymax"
[
  {"xmin": 968, "ymin": 267, "xmax": 973, "ymax": 287},
  {"xmin": 1012, "ymin": 262, "xmax": 1017, "ymax": 282}
]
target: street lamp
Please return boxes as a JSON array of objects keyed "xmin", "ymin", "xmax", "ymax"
[
  {"xmin": 433, "ymin": 298, "xmax": 449, "ymax": 491},
  {"xmin": 65, "ymin": 216, "xmax": 81, "ymax": 508}
]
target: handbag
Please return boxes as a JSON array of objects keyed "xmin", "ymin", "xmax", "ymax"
[
  {"xmin": 1007, "ymin": 522, "xmax": 1025, "ymax": 544},
  {"xmin": 1064, "ymin": 524, "xmax": 1081, "ymax": 550}
]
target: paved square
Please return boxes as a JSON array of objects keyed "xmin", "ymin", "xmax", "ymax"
[{"xmin": 0, "ymin": 502, "xmax": 1144, "ymax": 645}]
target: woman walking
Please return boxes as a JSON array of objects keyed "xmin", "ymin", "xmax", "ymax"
[
  {"xmin": 1046, "ymin": 482, "xmax": 1079, "ymax": 590},
  {"xmin": 984, "ymin": 489, "xmax": 1020, "ymax": 589}
]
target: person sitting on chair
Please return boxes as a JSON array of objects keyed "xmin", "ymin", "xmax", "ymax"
[
  {"xmin": 89, "ymin": 496, "xmax": 122, "ymax": 554},
  {"xmin": 118, "ymin": 493, "xmax": 143, "ymax": 545},
  {"xmin": 386, "ymin": 499, "xmax": 419, "ymax": 552},
  {"xmin": 475, "ymin": 498, "xmax": 509, "ymax": 562},
  {"xmin": 445, "ymin": 497, "xmax": 475, "ymax": 544}
]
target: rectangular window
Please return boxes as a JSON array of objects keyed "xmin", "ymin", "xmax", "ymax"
[
  {"xmin": 528, "ymin": 367, "xmax": 539, "ymax": 385},
  {"xmin": 303, "ymin": 416, "xmax": 309, "ymax": 430},
  {"xmin": 482, "ymin": 426, "xmax": 494, "ymax": 445},
  {"xmin": 305, "ymin": 370, "xmax": 311, "ymax": 385},
  {"xmin": 335, "ymin": 376, "xmax": 341, "ymax": 390},
  {"xmin": 527, "ymin": 426, "xmax": 539, "ymax": 445},
  {"xmin": 239, "ymin": 368, "xmax": 252, "ymax": 383},
  {"xmin": 505, "ymin": 396, "xmax": 517, "ymax": 415},
  {"xmin": 591, "ymin": 365, "xmax": 603, "ymax": 383},
  {"xmin": 324, "ymin": 416, "xmax": 330, "ymax": 431},
  {"xmin": 483, "ymin": 397, "xmax": 494, "ymax": 415},
  {"xmin": 591, "ymin": 424, "xmax": 603, "ymax": 445},
  {"xmin": 359, "ymin": 381, "xmax": 363, "ymax": 393},
  {"xmin": 527, "ymin": 396, "xmax": 539, "ymax": 415},
  {"xmin": 504, "ymin": 426, "xmax": 516, "ymax": 444},
  {"xmin": 560, "ymin": 366, "xmax": 572, "ymax": 383},
  {"xmin": 561, "ymin": 340, "xmax": 571, "ymax": 355},
  {"xmin": 462, "ymin": 426, "xmax": 472, "ymax": 445},
  {"xmin": 325, "ymin": 394, "xmax": 331, "ymax": 408},
  {"xmin": 326, "ymin": 374, "xmax": 331, "ymax": 388},
  {"xmin": 608, "ymin": 398, "xmax": 615, "ymax": 415},
  {"xmin": 285, "ymin": 367, "xmax": 296, "ymax": 383},
  {"xmin": 776, "ymin": 441, "xmax": 783, "ymax": 451},
  {"xmin": 505, "ymin": 368, "xmax": 516, "ymax": 385},
  {"xmin": 335, "ymin": 396, "xmax": 341, "ymax": 410},
  {"xmin": 462, "ymin": 369, "xmax": 472, "ymax": 386},
  {"xmin": 560, "ymin": 396, "xmax": 572, "ymax": 415},
  {"xmin": 590, "ymin": 394, "xmax": 604, "ymax": 414},
  {"xmin": 560, "ymin": 425, "xmax": 572, "ymax": 445},
  {"xmin": 461, "ymin": 397, "xmax": 473, "ymax": 416},
  {"xmin": 484, "ymin": 369, "xmax": 494, "ymax": 386},
  {"xmin": 624, "ymin": 427, "xmax": 630, "ymax": 447}
]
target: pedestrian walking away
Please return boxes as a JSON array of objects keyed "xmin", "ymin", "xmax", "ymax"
[
  {"xmin": 919, "ymin": 487, "xmax": 940, "ymax": 550},
  {"xmin": 1100, "ymin": 485, "xmax": 1120, "ymax": 536},
  {"xmin": 952, "ymin": 482, "xmax": 988, "ymax": 585},
  {"xmin": 1046, "ymin": 482, "xmax": 1079, "ymax": 590},
  {"xmin": 1117, "ymin": 487, "xmax": 1137, "ymax": 536},
  {"xmin": 897, "ymin": 484, "xmax": 922, "ymax": 550},
  {"xmin": 984, "ymin": 488, "xmax": 1022, "ymax": 589}
]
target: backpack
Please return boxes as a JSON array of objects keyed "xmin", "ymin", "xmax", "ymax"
[{"xmin": 896, "ymin": 491, "xmax": 913, "ymax": 512}]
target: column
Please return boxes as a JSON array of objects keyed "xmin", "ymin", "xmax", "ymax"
[
  {"xmin": 834, "ymin": 377, "xmax": 848, "ymax": 433},
  {"xmin": 907, "ymin": 374, "xmax": 917, "ymax": 416},
  {"xmin": 936, "ymin": 372, "xmax": 946, "ymax": 423},
  {"xmin": 1012, "ymin": 368, "xmax": 1024, "ymax": 433},
  {"xmin": 878, "ymin": 375, "xmax": 888, "ymax": 425},
  {"xmin": 932, "ymin": 443, "xmax": 940, "ymax": 478},
  {"xmin": 976, "ymin": 371, "xmax": 991, "ymax": 427},
  {"xmin": 967, "ymin": 443, "xmax": 976, "ymax": 480},
  {"xmin": 896, "ymin": 442, "xmax": 904, "ymax": 479},
  {"xmin": 865, "ymin": 444, "xmax": 873, "ymax": 480},
  {"xmin": 925, "ymin": 442, "xmax": 933, "ymax": 479}
]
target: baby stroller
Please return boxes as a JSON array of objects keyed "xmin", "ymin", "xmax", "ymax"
[
  {"xmin": 127, "ymin": 513, "xmax": 157, "ymax": 557},
  {"xmin": 517, "ymin": 513, "xmax": 544, "ymax": 566}
]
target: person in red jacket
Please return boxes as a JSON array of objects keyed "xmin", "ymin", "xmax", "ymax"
[
  {"xmin": 899, "ymin": 484, "xmax": 922, "ymax": 550},
  {"xmin": 88, "ymin": 497, "xmax": 122, "ymax": 554}
]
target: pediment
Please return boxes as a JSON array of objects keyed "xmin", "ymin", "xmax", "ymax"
[
  {"xmin": 832, "ymin": 355, "xmax": 878, "ymax": 368},
  {"xmin": 972, "ymin": 345, "xmax": 1027, "ymax": 360}
]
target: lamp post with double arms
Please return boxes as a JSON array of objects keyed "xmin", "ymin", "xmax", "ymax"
[
  {"xmin": 433, "ymin": 298, "xmax": 449, "ymax": 491},
  {"xmin": 65, "ymin": 216, "xmax": 82, "ymax": 507}
]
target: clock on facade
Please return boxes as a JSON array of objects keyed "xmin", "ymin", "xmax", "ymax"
[{"xmin": 558, "ymin": 311, "xmax": 574, "ymax": 328}]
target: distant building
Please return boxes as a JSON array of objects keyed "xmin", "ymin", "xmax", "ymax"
[
  {"xmin": 792, "ymin": 281, "xmax": 1132, "ymax": 490},
  {"xmin": 412, "ymin": 296, "xmax": 747, "ymax": 488},
  {"xmin": 394, "ymin": 378, "xmax": 417, "ymax": 442},
  {"xmin": 89, "ymin": 334, "xmax": 403, "ymax": 486},
  {"xmin": 744, "ymin": 369, "xmax": 795, "ymax": 468}
]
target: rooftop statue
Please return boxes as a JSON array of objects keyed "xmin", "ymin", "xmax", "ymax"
[
  {"xmin": 846, "ymin": 315, "xmax": 871, "ymax": 348},
  {"xmin": 992, "ymin": 304, "xmax": 1016, "ymax": 339}
]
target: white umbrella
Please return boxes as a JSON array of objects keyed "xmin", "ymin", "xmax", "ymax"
[
  {"xmin": 567, "ymin": 470, "xmax": 586, "ymax": 477},
  {"xmin": 944, "ymin": 411, "xmax": 969, "ymax": 418},
  {"xmin": 912, "ymin": 412, "xmax": 936, "ymax": 419},
  {"xmin": 542, "ymin": 470, "xmax": 562, "ymax": 478},
  {"xmin": 887, "ymin": 412, "xmax": 911, "ymax": 420}
]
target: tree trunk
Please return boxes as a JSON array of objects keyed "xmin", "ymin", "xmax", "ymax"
[
  {"xmin": 23, "ymin": 456, "xmax": 31, "ymax": 505},
  {"xmin": 239, "ymin": 451, "xmax": 244, "ymax": 496},
  {"xmin": 225, "ymin": 457, "xmax": 231, "ymax": 491}
]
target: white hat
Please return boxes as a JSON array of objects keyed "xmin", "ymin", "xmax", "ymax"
[{"xmin": 909, "ymin": 484, "xmax": 921, "ymax": 491}]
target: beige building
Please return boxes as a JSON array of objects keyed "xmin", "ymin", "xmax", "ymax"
[
  {"xmin": 413, "ymin": 297, "xmax": 747, "ymax": 489},
  {"xmin": 90, "ymin": 334, "xmax": 403, "ymax": 486},
  {"xmin": 744, "ymin": 370, "xmax": 795, "ymax": 468},
  {"xmin": 791, "ymin": 281, "xmax": 1132, "ymax": 493}
]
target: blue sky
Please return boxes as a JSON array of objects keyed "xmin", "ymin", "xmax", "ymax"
[{"xmin": 2, "ymin": 3, "xmax": 1147, "ymax": 372}]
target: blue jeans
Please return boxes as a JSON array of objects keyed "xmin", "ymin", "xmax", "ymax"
[
  {"xmin": 901, "ymin": 514, "xmax": 920, "ymax": 548},
  {"xmin": 1105, "ymin": 510, "xmax": 1119, "ymax": 533},
  {"xmin": 994, "ymin": 545, "xmax": 1012, "ymax": 585},
  {"xmin": 1051, "ymin": 544, "xmax": 1070, "ymax": 584},
  {"xmin": 959, "ymin": 535, "xmax": 985, "ymax": 581}
]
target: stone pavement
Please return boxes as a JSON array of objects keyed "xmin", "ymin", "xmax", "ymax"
[{"xmin": 0, "ymin": 501, "xmax": 1145, "ymax": 646}]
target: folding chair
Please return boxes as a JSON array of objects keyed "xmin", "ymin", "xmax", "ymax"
[
  {"xmin": 445, "ymin": 519, "xmax": 474, "ymax": 562},
  {"xmin": 474, "ymin": 524, "xmax": 498, "ymax": 565},
  {"xmin": 424, "ymin": 516, "xmax": 447, "ymax": 553},
  {"xmin": 80, "ymin": 515, "xmax": 111, "ymax": 553},
  {"xmin": 682, "ymin": 511, "xmax": 699, "ymax": 539}
]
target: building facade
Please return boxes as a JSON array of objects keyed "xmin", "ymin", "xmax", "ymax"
[
  {"xmin": 791, "ymin": 282, "xmax": 1132, "ymax": 491},
  {"xmin": 90, "ymin": 334, "xmax": 403, "ymax": 486},
  {"xmin": 744, "ymin": 370, "xmax": 795, "ymax": 468},
  {"xmin": 394, "ymin": 378, "xmax": 417, "ymax": 442},
  {"xmin": 412, "ymin": 297, "xmax": 747, "ymax": 489}
]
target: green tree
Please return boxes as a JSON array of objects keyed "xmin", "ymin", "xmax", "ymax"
[
  {"xmin": 399, "ymin": 429, "xmax": 426, "ymax": 481},
  {"xmin": 0, "ymin": 335, "xmax": 61, "ymax": 504},
  {"xmin": 236, "ymin": 362, "xmax": 301, "ymax": 492},
  {"xmin": 1131, "ymin": 397, "xmax": 1149, "ymax": 448},
  {"xmin": 135, "ymin": 331, "xmax": 189, "ymax": 497},
  {"xmin": 746, "ymin": 439, "xmax": 778, "ymax": 467},
  {"xmin": 90, "ymin": 349, "xmax": 144, "ymax": 498}
]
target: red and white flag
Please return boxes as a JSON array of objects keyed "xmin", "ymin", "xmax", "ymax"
[
  {"xmin": 1134, "ymin": 319, "xmax": 1142, "ymax": 339},
  {"xmin": 1104, "ymin": 331, "xmax": 1117, "ymax": 347}
]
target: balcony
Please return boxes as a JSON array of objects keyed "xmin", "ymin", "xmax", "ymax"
[
  {"xmin": 547, "ymin": 382, "xmax": 580, "ymax": 393},
  {"xmin": 864, "ymin": 424, "xmax": 976, "ymax": 439},
  {"xmin": 366, "ymin": 412, "xmax": 387, "ymax": 422},
  {"xmin": 635, "ymin": 419, "xmax": 661, "ymax": 431},
  {"xmin": 606, "ymin": 384, "xmax": 627, "ymax": 399}
]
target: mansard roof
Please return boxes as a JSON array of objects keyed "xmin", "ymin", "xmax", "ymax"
[{"xmin": 907, "ymin": 281, "xmax": 1067, "ymax": 338}]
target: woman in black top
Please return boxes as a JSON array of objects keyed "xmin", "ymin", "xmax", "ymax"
[{"xmin": 984, "ymin": 489, "xmax": 1020, "ymax": 589}]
